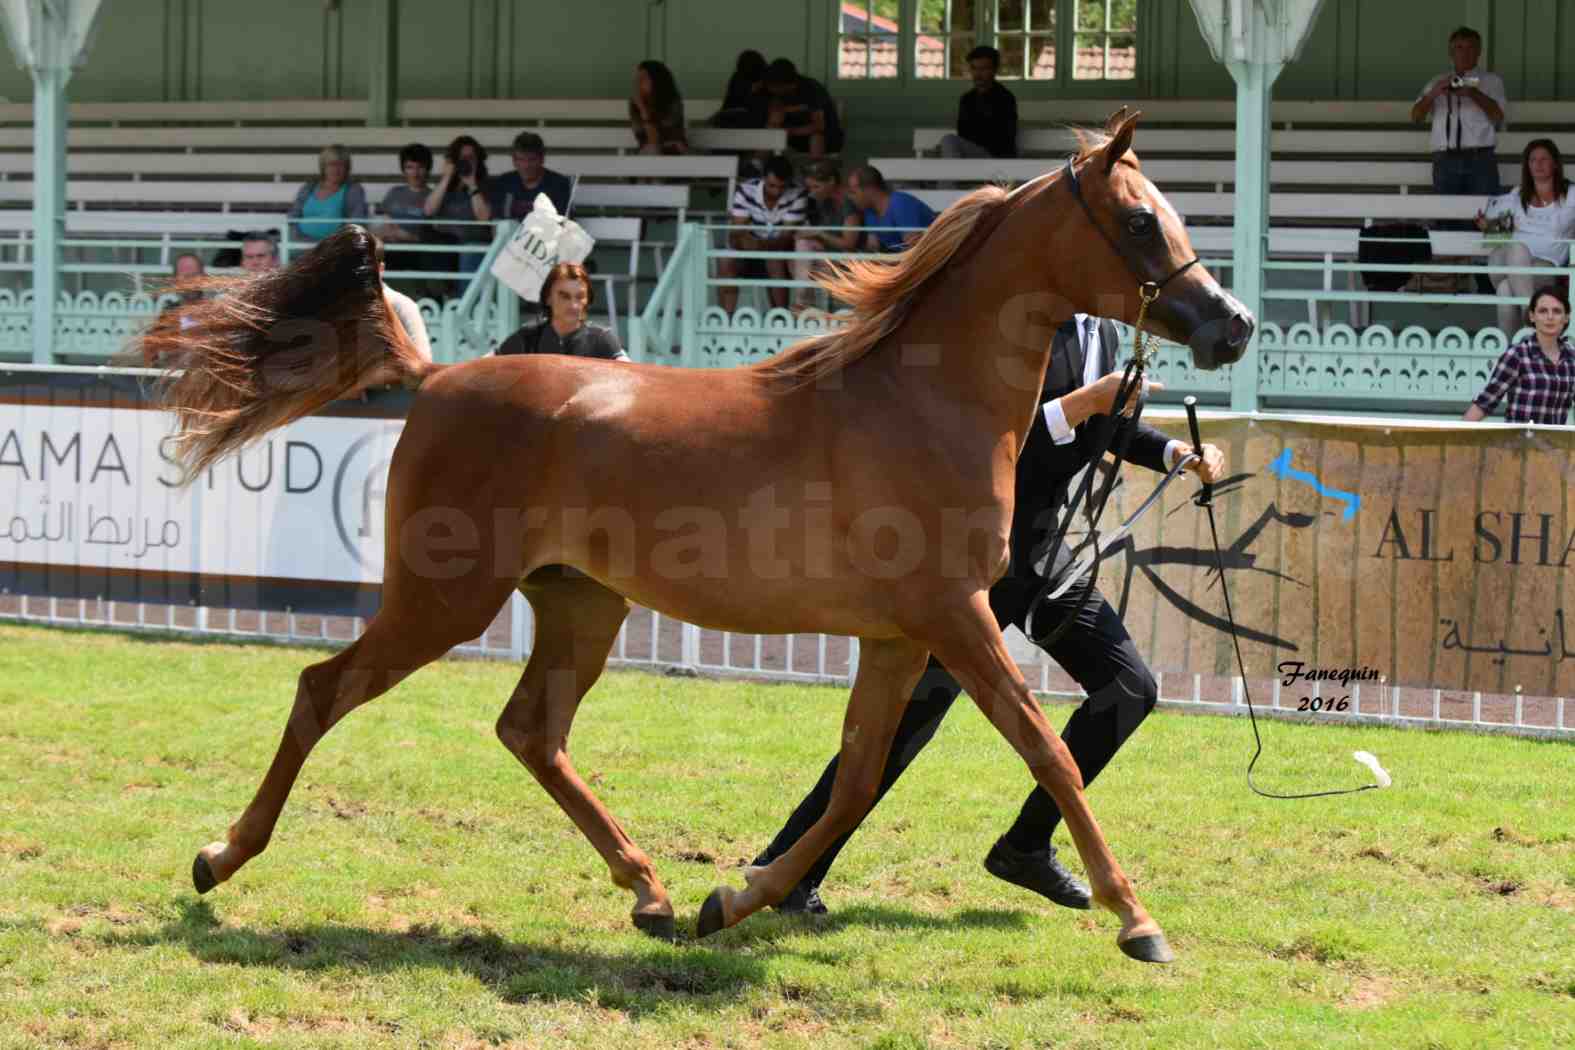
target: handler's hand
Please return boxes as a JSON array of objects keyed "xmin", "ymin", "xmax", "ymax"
[
  {"xmin": 1090, "ymin": 370, "xmax": 1164, "ymax": 417},
  {"xmin": 1187, "ymin": 442, "xmax": 1225, "ymax": 484}
]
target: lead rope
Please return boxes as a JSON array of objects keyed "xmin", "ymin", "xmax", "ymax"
[{"xmin": 1182, "ymin": 398, "xmax": 1382, "ymax": 800}]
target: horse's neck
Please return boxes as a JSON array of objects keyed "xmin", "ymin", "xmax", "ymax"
[{"xmin": 875, "ymin": 247, "xmax": 1066, "ymax": 459}]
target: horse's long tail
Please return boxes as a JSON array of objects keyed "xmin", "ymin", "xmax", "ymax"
[{"xmin": 129, "ymin": 224, "xmax": 441, "ymax": 485}]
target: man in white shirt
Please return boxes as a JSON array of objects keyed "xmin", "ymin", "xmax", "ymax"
[
  {"xmin": 1411, "ymin": 25, "xmax": 1508, "ymax": 196},
  {"xmin": 718, "ymin": 155, "xmax": 810, "ymax": 313},
  {"xmin": 747, "ymin": 314, "xmax": 1226, "ymax": 917}
]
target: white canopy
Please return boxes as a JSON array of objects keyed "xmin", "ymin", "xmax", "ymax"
[
  {"xmin": 0, "ymin": 0, "xmax": 105, "ymax": 71},
  {"xmin": 1187, "ymin": 0, "xmax": 1327, "ymax": 67}
]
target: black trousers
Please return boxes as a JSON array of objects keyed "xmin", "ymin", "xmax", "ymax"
[{"xmin": 755, "ymin": 549, "xmax": 1158, "ymax": 889}]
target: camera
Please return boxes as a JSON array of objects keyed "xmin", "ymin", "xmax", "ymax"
[
  {"xmin": 456, "ymin": 157, "xmax": 475, "ymax": 177},
  {"xmin": 1449, "ymin": 74, "xmax": 1480, "ymax": 89}
]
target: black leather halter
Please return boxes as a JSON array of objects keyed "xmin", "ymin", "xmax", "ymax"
[
  {"xmin": 1025, "ymin": 155, "xmax": 1200, "ymax": 649},
  {"xmin": 1061, "ymin": 153, "xmax": 1201, "ymax": 299}
]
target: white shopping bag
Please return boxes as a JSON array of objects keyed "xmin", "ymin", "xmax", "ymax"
[{"xmin": 490, "ymin": 194, "xmax": 597, "ymax": 301}]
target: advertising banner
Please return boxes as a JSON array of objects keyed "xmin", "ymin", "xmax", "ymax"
[{"xmin": 1099, "ymin": 414, "xmax": 1575, "ymax": 698}]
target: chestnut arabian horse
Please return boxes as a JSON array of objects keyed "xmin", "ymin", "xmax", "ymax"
[{"xmin": 137, "ymin": 112, "xmax": 1252, "ymax": 962}]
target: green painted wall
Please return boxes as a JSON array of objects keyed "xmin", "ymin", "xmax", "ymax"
[{"xmin": 0, "ymin": 0, "xmax": 1567, "ymax": 164}]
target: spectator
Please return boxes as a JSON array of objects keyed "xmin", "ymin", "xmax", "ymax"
[
  {"xmin": 718, "ymin": 155, "xmax": 809, "ymax": 314},
  {"xmin": 488, "ymin": 131, "xmax": 574, "ymax": 220},
  {"xmin": 495, "ymin": 262, "xmax": 629, "ymax": 361},
  {"xmin": 240, "ymin": 233, "xmax": 279, "ymax": 273},
  {"xmin": 1466, "ymin": 285, "xmax": 1575, "ymax": 424},
  {"xmin": 792, "ymin": 159, "xmax": 861, "ymax": 312},
  {"xmin": 752, "ymin": 58, "xmax": 843, "ymax": 157},
  {"xmin": 147, "ymin": 253, "xmax": 206, "ymax": 363},
  {"xmin": 848, "ymin": 165, "xmax": 936, "ymax": 252},
  {"xmin": 1476, "ymin": 139, "xmax": 1575, "ymax": 335},
  {"xmin": 424, "ymin": 135, "xmax": 494, "ymax": 285},
  {"xmin": 377, "ymin": 143, "xmax": 443, "ymax": 298},
  {"xmin": 940, "ymin": 46, "xmax": 1017, "ymax": 159},
  {"xmin": 713, "ymin": 49, "xmax": 766, "ymax": 127},
  {"xmin": 372, "ymin": 234, "xmax": 432, "ymax": 364},
  {"xmin": 630, "ymin": 60, "xmax": 687, "ymax": 155},
  {"xmin": 288, "ymin": 144, "xmax": 369, "ymax": 242},
  {"xmin": 171, "ymin": 252, "xmax": 205, "ymax": 302},
  {"xmin": 1412, "ymin": 25, "xmax": 1507, "ymax": 195}
]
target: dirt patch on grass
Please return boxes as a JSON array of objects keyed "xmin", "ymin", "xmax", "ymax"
[
  {"xmin": 325, "ymin": 795, "xmax": 367, "ymax": 820},
  {"xmin": 1478, "ymin": 876, "xmax": 1522, "ymax": 897},
  {"xmin": 1338, "ymin": 973, "xmax": 1396, "ymax": 1009},
  {"xmin": 1356, "ymin": 846, "xmax": 1393, "ymax": 863},
  {"xmin": 0, "ymin": 837, "xmax": 44, "ymax": 860}
]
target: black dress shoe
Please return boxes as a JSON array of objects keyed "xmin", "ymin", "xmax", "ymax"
[
  {"xmin": 984, "ymin": 837, "xmax": 1093, "ymax": 910},
  {"xmin": 773, "ymin": 882, "xmax": 828, "ymax": 916}
]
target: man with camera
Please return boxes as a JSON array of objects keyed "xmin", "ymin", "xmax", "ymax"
[{"xmin": 1412, "ymin": 25, "xmax": 1507, "ymax": 196}]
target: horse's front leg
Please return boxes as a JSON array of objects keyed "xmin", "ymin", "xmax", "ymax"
[{"xmin": 917, "ymin": 590, "xmax": 1173, "ymax": 963}]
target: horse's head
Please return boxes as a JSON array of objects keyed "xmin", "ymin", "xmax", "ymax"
[{"xmin": 1058, "ymin": 109, "xmax": 1254, "ymax": 370}]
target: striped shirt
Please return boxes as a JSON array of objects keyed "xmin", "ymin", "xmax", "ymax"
[
  {"xmin": 728, "ymin": 178, "xmax": 809, "ymax": 229},
  {"xmin": 1472, "ymin": 334, "xmax": 1575, "ymax": 424}
]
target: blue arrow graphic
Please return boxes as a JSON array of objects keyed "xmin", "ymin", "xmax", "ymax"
[{"xmin": 1266, "ymin": 448, "xmax": 1360, "ymax": 521}]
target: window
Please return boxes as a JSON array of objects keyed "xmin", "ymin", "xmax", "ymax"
[
  {"xmin": 995, "ymin": 0, "xmax": 1056, "ymax": 81},
  {"xmin": 839, "ymin": 0, "xmax": 902, "ymax": 79},
  {"xmin": 1073, "ymin": 0, "xmax": 1136, "ymax": 81},
  {"xmin": 834, "ymin": 0, "xmax": 1134, "ymax": 83},
  {"xmin": 916, "ymin": 0, "xmax": 977, "ymax": 80}
]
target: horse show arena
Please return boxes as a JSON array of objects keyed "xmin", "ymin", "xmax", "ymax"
[{"xmin": 2, "ymin": 622, "xmax": 1572, "ymax": 1049}]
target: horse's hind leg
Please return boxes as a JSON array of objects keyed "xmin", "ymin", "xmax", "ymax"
[
  {"xmin": 697, "ymin": 636, "xmax": 931, "ymax": 935},
  {"xmin": 192, "ymin": 580, "xmax": 516, "ymax": 893},
  {"xmin": 919, "ymin": 591, "xmax": 1171, "ymax": 964},
  {"xmin": 493, "ymin": 574, "xmax": 674, "ymax": 940}
]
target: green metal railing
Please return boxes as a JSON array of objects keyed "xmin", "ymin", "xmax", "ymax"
[
  {"xmin": 0, "ymin": 218, "xmax": 518, "ymax": 363},
  {"xmin": 625, "ymin": 223, "xmax": 1566, "ymax": 416}
]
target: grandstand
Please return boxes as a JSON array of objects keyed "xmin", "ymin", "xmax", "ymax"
[{"xmin": 0, "ymin": 1, "xmax": 1568, "ymax": 416}]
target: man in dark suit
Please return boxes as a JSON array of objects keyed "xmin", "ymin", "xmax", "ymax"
[{"xmin": 750, "ymin": 314, "xmax": 1226, "ymax": 914}]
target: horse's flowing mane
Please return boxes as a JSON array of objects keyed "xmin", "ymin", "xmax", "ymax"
[
  {"xmin": 758, "ymin": 133, "xmax": 1114, "ymax": 390},
  {"xmin": 756, "ymin": 184, "xmax": 1011, "ymax": 388}
]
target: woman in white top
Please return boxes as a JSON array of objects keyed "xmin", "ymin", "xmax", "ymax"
[
  {"xmin": 1477, "ymin": 138, "xmax": 1575, "ymax": 336},
  {"xmin": 371, "ymin": 234, "xmax": 432, "ymax": 363}
]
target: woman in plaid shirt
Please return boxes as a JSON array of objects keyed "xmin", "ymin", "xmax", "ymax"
[{"xmin": 1466, "ymin": 285, "xmax": 1575, "ymax": 423}]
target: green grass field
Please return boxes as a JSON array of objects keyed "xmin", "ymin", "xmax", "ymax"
[{"xmin": 1, "ymin": 623, "xmax": 1571, "ymax": 1049}]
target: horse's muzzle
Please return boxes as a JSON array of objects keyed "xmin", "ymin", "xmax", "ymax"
[{"xmin": 1173, "ymin": 287, "xmax": 1255, "ymax": 371}]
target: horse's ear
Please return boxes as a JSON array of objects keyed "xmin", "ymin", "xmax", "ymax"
[
  {"xmin": 1102, "ymin": 109, "xmax": 1141, "ymax": 175},
  {"xmin": 1102, "ymin": 107, "xmax": 1130, "ymax": 135}
]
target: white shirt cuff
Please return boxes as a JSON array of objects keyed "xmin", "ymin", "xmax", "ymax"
[
  {"xmin": 1163, "ymin": 439, "xmax": 1187, "ymax": 470},
  {"xmin": 1042, "ymin": 398, "xmax": 1076, "ymax": 444}
]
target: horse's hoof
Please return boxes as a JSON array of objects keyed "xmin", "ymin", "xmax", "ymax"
[
  {"xmin": 192, "ymin": 853, "xmax": 218, "ymax": 895},
  {"xmin": 696, "ymin": 889, "xmax": 729, "ymax": 939},
  {"xmin": 633, "ymin": 911, "xmax": 677, "ymax": 943},
  {"xmin": 1118, "ymin": 932, "xmax": 1175, "ymax": 964}
]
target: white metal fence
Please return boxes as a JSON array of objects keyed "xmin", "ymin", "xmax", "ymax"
[{"xmin": 4, "ymin": 591, "xmax": 1567, "ymax": 739}]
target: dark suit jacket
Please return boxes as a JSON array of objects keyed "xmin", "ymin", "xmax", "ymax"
[{"xmin": 1001, "ymin": 318, "xmax": 1173, "ymax": 609}]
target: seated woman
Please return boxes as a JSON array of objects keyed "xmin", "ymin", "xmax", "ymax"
[
  {"xmin": 373, "ymin": 235, "xmax": 432, "ymax": 364},
  {"xmin": 1477, "ymin": 138, "xmax": 1575, "ymax": 336},
  {"xmin": 288, "ymin": 144, "xmax": 369, "ymax": 243},
  {"xmin": 495, "ymin": 262, "xmax": 629, "ymax": 361},
  {"xmin": 712, "ymin": 49, "xmax": 766, "ymax": 127},
  {"xmin": 1466, "ymin": 284, "xmax": 1575, "ymax": 424},
  {"xmin": 629, "ymin": 60, "xmax": 687, "ymax": 155},
  {"xmin": 792, "ymin": 159, "xmax": 861, "ymax": 313},
  {"xmin": 425, "ymin": 135, "xmax": 494, "ymax": 293}
]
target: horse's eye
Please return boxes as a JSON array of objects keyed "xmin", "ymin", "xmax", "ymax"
[{"xmin": 1126, "ymin": 212, "xmax": 1156, "ymax": 239}]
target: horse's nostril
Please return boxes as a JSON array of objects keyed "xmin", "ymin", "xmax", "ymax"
[{"xmin": 1226, "ymin": 313, "xmax": 1254, "ymax": 347}]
